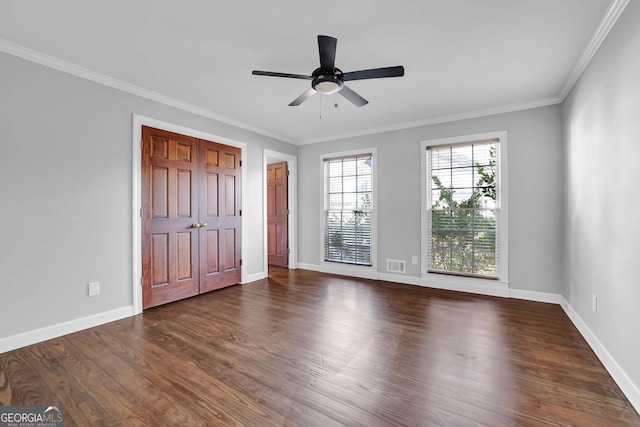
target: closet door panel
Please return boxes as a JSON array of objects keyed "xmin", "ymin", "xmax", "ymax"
[
  {"xmin": 199, "ymin": 141, "xmax": 242, "ymax": 293},
  {"xmin": 142, "ymin": 126, "xmax": 199, "ymax": 309}
]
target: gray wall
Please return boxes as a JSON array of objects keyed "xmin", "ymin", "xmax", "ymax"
[
  {"xmin": 0, "ymin": 52, "xmax": 295, "ymax": 338},
  {"xmin": 562, "ymin": 0, "xmax": 640, "ymax": 394},
  {"xmin": 298, "ymin": 105, "xmax": 564, "ymax": 294}
]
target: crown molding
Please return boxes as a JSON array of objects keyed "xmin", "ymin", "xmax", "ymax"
[
  {"xmin": 558, "ymin": 0, "xmax": 629, "ymax": 100},
  {"xmin": 0, "ymin": 38, "xmax": 294, "ymax": 144},
  {"xmin": 299, "ymin": 0, "xmax": 630, "ymax": 148},
  {"xmin": 293, "ymin": 0, "xmax": 633, "ymax": 147},
  {"xmin": 2, "ymin": 0, "xmax": 628, "ymax": 148},
  {"xmin": 297, "ymin": 96, "xmax": 561, "ymax": 145}
]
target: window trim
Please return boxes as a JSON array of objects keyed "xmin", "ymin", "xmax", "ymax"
[
  {"xmin": 320, "ymin": 148, "xmax": 378, "ymax": 273},
  {"xmin": 420, "ymin": 132, "xmax": 509, "ymax": 288}
]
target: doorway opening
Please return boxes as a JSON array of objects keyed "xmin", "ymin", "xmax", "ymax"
[{"xmin": 263, "ymin": 150, "xmax": 297, "ymax": 276}]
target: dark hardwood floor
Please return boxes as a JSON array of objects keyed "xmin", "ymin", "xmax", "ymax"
[{"xmin": 1, "ymin": 268, "xmax": 639, "ymax": 426}]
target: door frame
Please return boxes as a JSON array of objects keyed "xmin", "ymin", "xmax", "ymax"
[
  {"xmin": 263, "ymin": 149, "xmax": 297, "ymax": 272},
  {"xmin": 132, "ymin": 114, "xmax": 247, "ymax": 314}
]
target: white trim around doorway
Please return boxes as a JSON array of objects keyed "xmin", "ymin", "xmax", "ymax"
[
  {"xmin": 131, "ymin": 114, "xmax": 248, "ymax": 315},
  {"xmin": 263, "ymin": 149, "xmax": 298, "ymax": 274}
]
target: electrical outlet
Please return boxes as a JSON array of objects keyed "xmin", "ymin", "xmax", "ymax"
[
  {"xmin": 411, "ymin": 256, "xmax": 418, "ymax": 265},
  {"xmin": 89, "ymin": 281, "xmax": 100, "ymax": 297},
  {"xmin": 592, "ymin": 294, "xmax": 597, "ymax": 312}
]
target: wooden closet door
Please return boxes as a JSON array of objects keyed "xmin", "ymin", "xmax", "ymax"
[
  {"xmin": 198, "ymin": 139, "xmax": 242, "ymax": 292},
  {"xmin": 267, "ymin": 161, "xmax": 288, "ymax": 267},
  {"xmin": 142, "ymin": 126, "xmax": 199, "ymax": 309}
]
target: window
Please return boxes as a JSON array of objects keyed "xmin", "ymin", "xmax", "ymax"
[
  {"xmin": 426, "ymin": 137, "xmax": 503, "ymax": 279},
  {"xmin": 323, "ymin": 153, "xmax": 373, "ymax": 266}
]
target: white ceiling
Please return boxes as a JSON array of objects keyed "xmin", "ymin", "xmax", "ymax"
[{"xmin": 0, "ymin": 0, "xmax": 619, "ymax": 144}]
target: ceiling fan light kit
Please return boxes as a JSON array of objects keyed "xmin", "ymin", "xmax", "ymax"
[
  {"xmin": 252, "ymin": 35, "xmax": 404, "ymax": 107},
  {"xmin": 313, "ymin": 72, "xmax": 344, "ymax": 95}
]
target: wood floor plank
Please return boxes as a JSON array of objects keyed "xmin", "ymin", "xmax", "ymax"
[
  {"xmin": 0, "ymin": 348, "xmax": 57, "ymax": 406},
  {"xmin": 1, "ymin": 268, "xmax": 639, "ymax": 426},
  {"xmin": 68, "ymin": 326, "xmax": 222, "ymax": 426},
  {"xmin": 92, "ymin": 320, "xmax": 290, "ymax": 425},
  {"xmin": 141, "ymin": 308, "xmax": 385, "ymax": 425}
]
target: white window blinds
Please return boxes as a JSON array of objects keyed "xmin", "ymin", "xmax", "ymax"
[
  {"xmin": 324, "ymin": 154, "xmax": 373, "ymax": 266},
  {"xmin": 427, "ymin": 140, "xmax": 500, "ymax": 278}
]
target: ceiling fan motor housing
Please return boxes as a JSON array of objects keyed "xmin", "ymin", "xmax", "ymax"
[{"xmin": 312, "ymin": 67, "xmax": 344, "ymax": 94}]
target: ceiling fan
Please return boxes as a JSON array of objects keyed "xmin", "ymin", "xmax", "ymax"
[{"xmin": 252, "ymin": 35, "xmax": 405, "ymax": 107}]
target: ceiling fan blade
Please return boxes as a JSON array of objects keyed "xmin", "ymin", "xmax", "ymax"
[
  {"xmin": 339, "ymin": 85, "xmax": 368, "ymax": 107},
  {"xmin": 318, "ymin": 35, "xmax": 337, "ymax": 71},
  {"xmin": 342, "ymin": 65, "xmax": 405, "ymax": 81},
  {"xmin": 289, "ymin": 88, "xmax": 317, "ymax": 106},
  {"xmin": 252, "ymin": 70, "xmax": 313, "ymax": 80}
]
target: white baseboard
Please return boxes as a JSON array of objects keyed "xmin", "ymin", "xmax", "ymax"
[
  {"xmin": 300, "ymin": 264, "xmax": 509, "ymax": 296},
  {"xmin": 244, "ymin": 271, "xmax": 267, "ymax": 283},
  {"xmin": 421, "ymin": 274, "xmax": 510, "ymax": 298},
  {"xmin": 377, "ymin": 272, "xmax": 422, "ymax": 286},
  {"xmin": 510, "ymin": 288, "xmax": 563, "ymax": 304},
  {"xmin": 561, "ymin": 298, "xmax": 640, "ymax": 415},
  {"xmin": 297, "ymin": 262, "xmax": 320, "ymax": 271},
  {"xmin": 300, "ymin": 263, "xmax": 510, "ymax": 297},
  {"xmin": 300, "ymin": 263, "xmax": 421, "ymax": 286},
  {"xmin": 0, "ymin": 306, "xmax": 134, "ymax": 354},
  {"xmin": 298, "ymin": 262, "xmax": 379, "ymax": 280}
]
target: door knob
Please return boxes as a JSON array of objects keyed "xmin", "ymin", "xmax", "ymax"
[
  {"xmin": 199, "ymin": 222, "xmax": 208, "ymax": 228},
  {"xmin": 191, "ymin": 223, "xmax": 201, "ymax": 229}
]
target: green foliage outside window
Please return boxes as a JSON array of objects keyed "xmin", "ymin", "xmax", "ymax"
[{"xmin": 430, "ymin": 146, "xmax": 498, "ymax": 277}]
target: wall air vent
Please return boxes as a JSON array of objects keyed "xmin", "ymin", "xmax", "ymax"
[{"xmin": 386, "ymin": 259, "xmax": 406, "ymax": 274}]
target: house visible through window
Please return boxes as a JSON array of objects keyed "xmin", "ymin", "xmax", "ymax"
[
  {"xmin": 427, "ymin": 139, "xmax": 500, "ymax": 278},
  {"xmin": 324, "ymin": 154, "xmax": 373, "ymax": 266}
]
